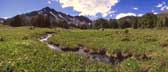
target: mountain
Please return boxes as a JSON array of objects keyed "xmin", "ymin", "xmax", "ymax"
[
  {"xmin": 0, "ymin": 18, "xmax": 5, "ymax": 23},
  {"xmin": 5, "ymin": 7, "xmax": 92, "ymax": 28}
]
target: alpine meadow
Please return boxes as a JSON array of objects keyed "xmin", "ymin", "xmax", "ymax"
[{"xmin": 1, "ymin": 0, "xmax": 168, "ymax": 72}]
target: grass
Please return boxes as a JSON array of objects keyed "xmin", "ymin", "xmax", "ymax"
[
  {"xmin": 49, "ymin": 28, "xmax": 168, "ymax": 71},
  {"xmin": 49, "ymin": 29, "xmax": 165, "ymax": 53},
  {"xmin": 0, "ymin": 27, "xmax": 168, "ymax": 71},
  {"xmin": 0, "ymin": 27, "xmax": 114, "ymax": 72}
]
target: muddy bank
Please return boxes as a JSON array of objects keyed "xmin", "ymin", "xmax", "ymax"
[{"xmin": 39, "ymin": 32, "xmax": 151, "ymax": 65}]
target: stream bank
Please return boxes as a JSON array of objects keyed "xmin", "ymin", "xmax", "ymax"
[{"xmin": 39, "ymin": 32, "xmax": 151, "ymax": 65}]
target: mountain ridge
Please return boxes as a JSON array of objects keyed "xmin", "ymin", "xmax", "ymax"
[{"xmin": 5, "ymin": 7, "xmax": 92, "ymax": 27}]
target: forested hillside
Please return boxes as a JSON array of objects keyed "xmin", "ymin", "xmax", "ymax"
[{"xmin": 91, "ymin": 12, "xmax": 168, "ymax": 29}]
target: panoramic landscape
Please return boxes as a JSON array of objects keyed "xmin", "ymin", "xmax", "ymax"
[{"xmin": 1, "ymin": 0, "xmax": 168, "ymax": 72}]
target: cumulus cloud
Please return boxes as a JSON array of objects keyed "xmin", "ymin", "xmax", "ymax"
[
  {"xmin": 156, "ymin": 2, "xmax": 168, "ymax": 11},
  {"xmin": 108, "ymin": 10, "xmax": 116, "ymax": 14},
  {"xmin": 137, "ymin": 14, "xmax": 143, "ymax": 17},
  {"xmin": 156, "ymin": 2, "xmax": 165, "ymax": 8},
  {"xmin": 2, "ymin": 17, "xmax": 9, "ymax": 19},
  {"xmin": 48, "ymin": 1, "xmax": 52, "ymax": 4},
  {"xmin": 47, "ymin": 0, "xmax": 59, "ymax": 4},
  {"xmin": 116, "ymin": 13, "xmax": 136, "ymax": 19},
  {"xmin": 152, "ymin": 10, "xmax": 158, "ymax": 14},
  {"xmin": 58, "ymin": 0, "xmax": 119, "ymax": 17},
  {"xmin": 133, "ymin": 7, "xmax": 138, "ymax": 10},
  {"xmin": 116, "ymin": 11, "xmax": 158, "ymax": 19}
]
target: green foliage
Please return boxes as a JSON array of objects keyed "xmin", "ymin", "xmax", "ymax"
[
  {"xmin": 92, "ymin": 18, "xmax": 109, "ymax": 29},
  {"xmin": 137, "ymin": 13, "xmax": 157, "ymax": 28},
  {"xmin": 109, "ymin": 19, "xmax": 119, "ymax": 28},
  {"xmin": 48, "ymin": 29, "xmax": 168, "ymax": 71},
  {"xmin": 156, "ymin": 16, "xmax": 168, "ymax": 28},
  {"xmin": 1, "ymin": 27, "xmax": 168, "ymax": 71},
  {"xmin": 0, "ymin": 27, "xmax": 115, "ymax": 71},
  {"xmin": 6, "ymin": 12, "xmax": 168, "ymax": 29},
  {"xmin": 9, "ymin": 15, "xmax": 23, "ymax": 26},
  {"xmin": 91, "ymin": 13, "xmax": 168, "ymax": 29},
  {"xmin": 32, "ymin": 14, "xmax": 51, "ymax": 27}
]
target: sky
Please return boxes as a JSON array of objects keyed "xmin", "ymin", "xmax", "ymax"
[{"xmin": 1, "ymin": 0, "xmax": 168, "ymax": 19}]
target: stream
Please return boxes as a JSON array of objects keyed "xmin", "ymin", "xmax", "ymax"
[
  {"xmin": 39, "ymin": 33, "xmax": 152, "ymax": 65},
  {"xmin": 39, "ymin": 33, "xmax": 112, "ymax": 64}
]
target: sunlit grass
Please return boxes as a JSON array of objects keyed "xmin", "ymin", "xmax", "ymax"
[
  {"xmin": 0, "ymin": 27, "xmax": 114, "ymax": 71},
  {"xmin": 0, "ymin": 27, "xmax": 168, "ymax": 71},
  {"xmin": 49, "ymin": 28, "xmax": 168, "ymax": 71}
]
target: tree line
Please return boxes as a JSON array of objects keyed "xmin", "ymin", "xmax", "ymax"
[
  {"xmin": 5, "ymin": 14, "xmax": 71, "ymax": 28},
  {"xmin": 5, "ymin": 12, "xmax": 168, "ymax": 29},
  {"xmin": 89, "ymin": 13, "xmax": 168, "ymax": 29}
]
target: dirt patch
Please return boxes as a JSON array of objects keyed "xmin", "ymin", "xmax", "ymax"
[
  {"xmin": 0, "ymin": 37, "xmax": 5, "ymax": 41},
  {"xmin": 109, "ymin": 51, "xmax": 133, "ymax": 64},
  {"xmin": 62, "ymin": 47, "xmax": 80, "ymax": 52},
  {"xmin": 134, "ymin": 54, "xmax": 152, "ymax": 61},
  {"xmin": 45, "ymin": 32, "xmax": 55, "ymax": 34},
  {"xmin": 160, "ymin": 41, "xmax": 168, "ymax": 48}
]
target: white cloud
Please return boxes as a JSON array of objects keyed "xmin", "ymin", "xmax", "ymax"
[
  {"xmin": 58, "ymin": 0, "xmax": 119, "ymax": 17},
  {"xmin": 110, "ymin": 14, "xmax": 113, "ymax": 17},
  {"xmin": 133, "ymin": 7, "xmax": 138, "ymax": 10},
  {"xmin": 2, "ymin": 17, "xmax": 9, "ymax": 19},
  {"xmin": 137, "ymin": 14, "xmax": 143, "ymax": 17},
  {"xmin": 152, "ymin": 10, "xmax": 158, "ymax": 15},
  {"xmin": 108, "ymin": 10, "xmax": 116, "ymax": 14},
  {"xmin": 156, "ymin": 2, "xmax": 166, "ymax": 8},
  {"xmin": 156, "ymin": 2, "xmax": 168, "ymax": 11},
  {"xmin": 116, "ymin": 13, "xmax": 136, "ymax": 19},
  {"xmin": 47, "ymin": 0, "xmax": 59, "ymax": 4},
  {"xmin": 154, "ymin": 12, "xmax": 158, "ymax": 14},
  {"xmin": 48, "ymin": 1, "xmax": 52, "ymax": 4}
]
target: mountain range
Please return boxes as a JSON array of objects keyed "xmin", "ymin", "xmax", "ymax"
[
  {"xmin": 2, "ymin": 7, "xmax": 168, "ymax": 29},
  {"xmin": 4, "ymin": 7, "xmax": 92, "ymax": 27}
]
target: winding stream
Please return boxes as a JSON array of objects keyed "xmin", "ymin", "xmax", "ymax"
[
  {"xmin": 39, "ymin": 33, "xmax": 112, "ymax": 64},
  {"xmin": 39, "ymin": 33, "xmax": 151, "ymax": 65}
]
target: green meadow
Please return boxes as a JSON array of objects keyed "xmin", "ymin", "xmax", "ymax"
[{"xmin": 0, "ymin": 26, "xmax": 168, "ymax": 72}]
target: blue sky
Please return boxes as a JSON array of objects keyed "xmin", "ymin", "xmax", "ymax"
[{"xmin": 1, "ymin": 0, "xmax": 168, "ymax": 19}]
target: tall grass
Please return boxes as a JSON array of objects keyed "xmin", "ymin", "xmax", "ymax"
[{"xmin": 0, "ymin": 27, "xmax": 168, "ymax": 71}]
